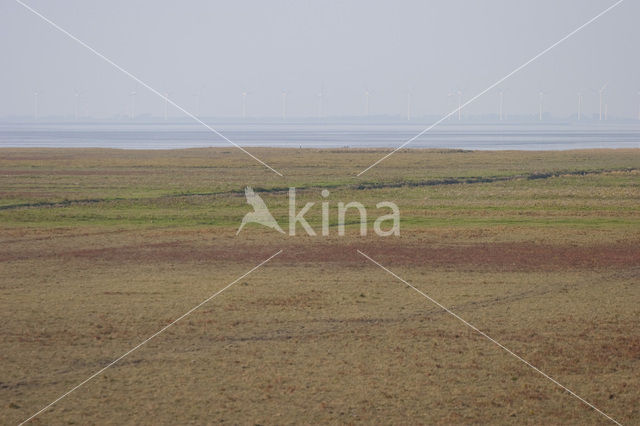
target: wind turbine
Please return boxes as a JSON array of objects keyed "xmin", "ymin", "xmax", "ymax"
[
  {"xmin": 538, "ymin": 90, "xmax": 546, "ymax": 121},
  {"xmin": 457, "ymin": 90, "xmax": 463, "ymax": 121},
  {"xmin": 498, "ymin": 89, "xmax": 504, "ymax": 121},
  {"xmin": 598, "ymin": 82, "xmax": 608, "ymax": 121},
  {"xmin": 406, "ymin": 88, "xmax": 412, "ymax": 121},
  {"xmin": 577, "ymin": 90, "xmax": 583, "ymax": 121},
  {"xmin": 241, "ymin": 91, "xmax": 249, "ymax": 119},
  {"xmin": 637, "ymin": 90, "xmax": 640, "ymax": 121},
  {"xmin": 129, "ymin": 90, "xmax": 137, "ymax": 119}
]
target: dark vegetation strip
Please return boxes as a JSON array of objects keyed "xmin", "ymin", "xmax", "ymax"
[
  {"xmin": 0, "ymin": 167, "xmax": 635, "ymax": 211},
  {"xmin": 0, "ymin": 197, "xmax": 127, "ymax": 211},
  {"xmin": 352, "ymin": 167, "xmax": 637, "ymax": 190}
]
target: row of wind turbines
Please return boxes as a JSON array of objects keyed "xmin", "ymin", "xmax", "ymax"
[
  {"xmin": 34, "ymin": 89, "xmax": 206, "ymax": 120},
  {"xmin": 29, "ymin": 84, "xmax": 640, "ymax": 121}
]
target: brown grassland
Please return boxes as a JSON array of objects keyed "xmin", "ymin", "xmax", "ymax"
[{"xmin": 0, "ymin": 147, "xmax": 639, "ymax": 425}]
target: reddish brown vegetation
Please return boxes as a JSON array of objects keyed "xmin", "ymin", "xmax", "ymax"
[{"xmin": 1, "ymin": 239, "xmax": 638, "ymax": 272}]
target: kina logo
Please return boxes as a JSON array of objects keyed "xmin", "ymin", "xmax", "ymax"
[
  {"xmin": 236, "ymin": 186, "xmax": 400, "ymax": 237},
  {"xmin": 236, "ymin": 186, "xmax": 285, "ymax": 235}
]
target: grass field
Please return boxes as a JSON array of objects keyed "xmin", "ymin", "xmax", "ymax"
[{"xmin": 1, "ymin": 147, "xmax": 639, "ymax": 425}]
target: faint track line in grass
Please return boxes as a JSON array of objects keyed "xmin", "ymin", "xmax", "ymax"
[{"xmin": 357, "ymin": 249, "xmax": 623, "ymax": 425}]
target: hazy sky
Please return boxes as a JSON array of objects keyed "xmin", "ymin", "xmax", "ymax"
[{"xmin": 1, "ymin": 0, "xmax": 639, "ymax": 119}]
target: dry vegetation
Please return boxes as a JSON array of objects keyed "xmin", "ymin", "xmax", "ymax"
[{"xmin": 0, "ymin": 148, "xmax": 639, "ymax": 425}]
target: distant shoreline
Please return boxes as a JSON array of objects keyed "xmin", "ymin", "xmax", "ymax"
[{"xmin": 1, "ymin": 122, "xmax": 639, "ymax": 150}]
